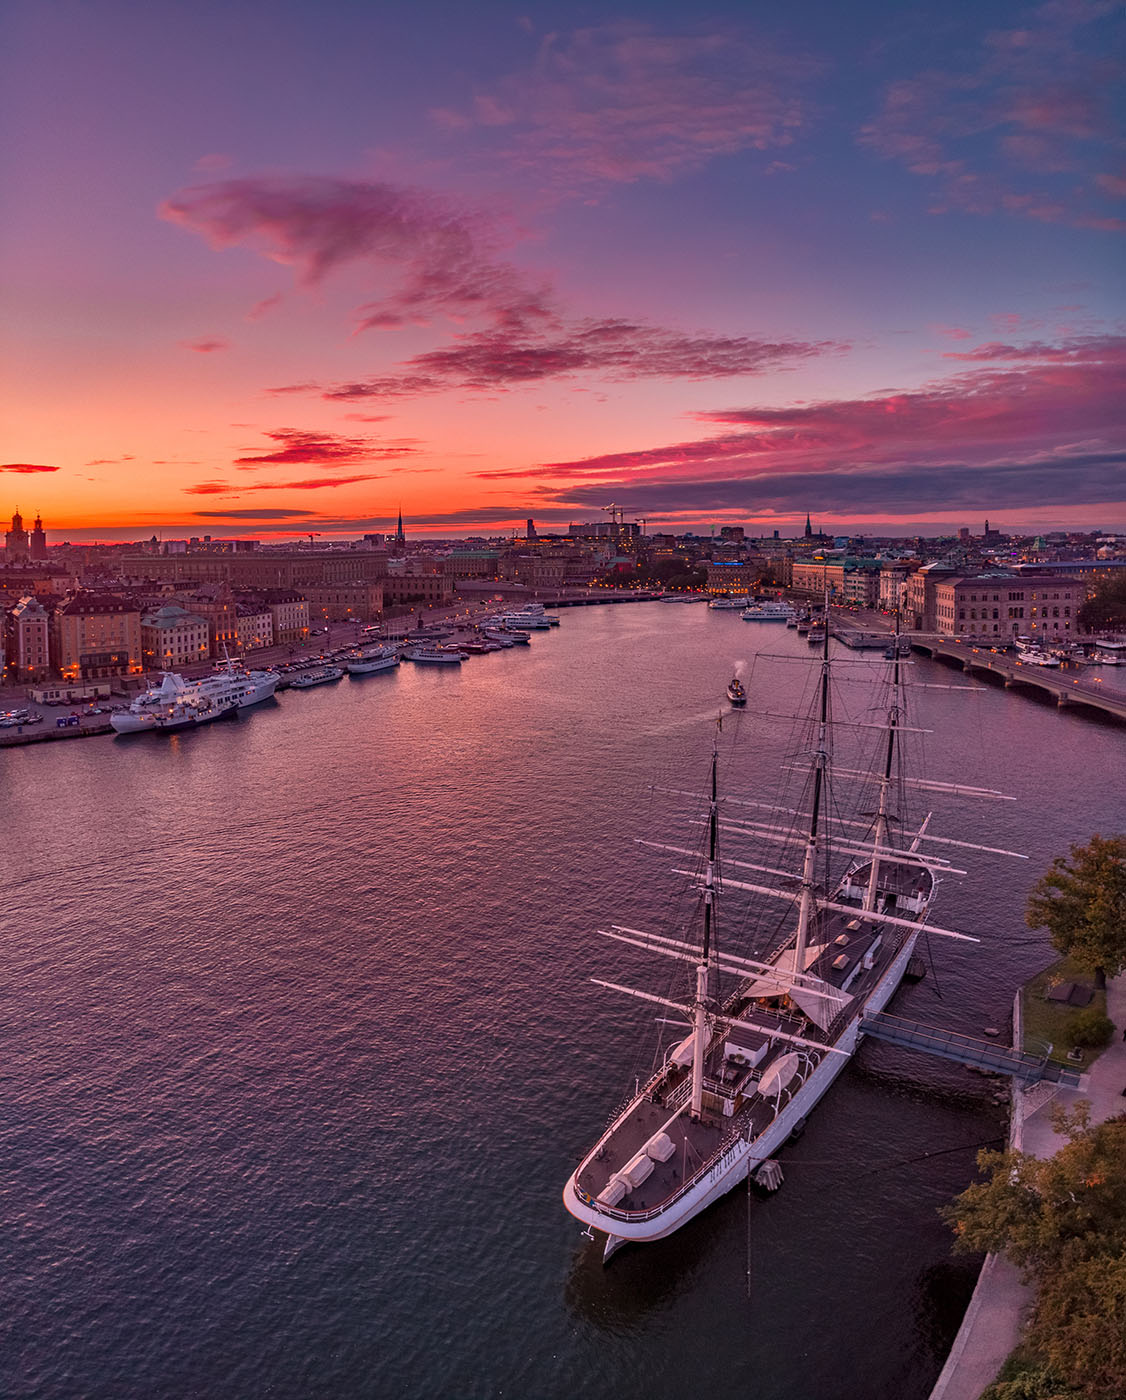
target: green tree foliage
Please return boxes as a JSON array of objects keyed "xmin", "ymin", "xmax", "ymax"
[
  {"xmin": 945, "ymin": 1109, "xmax": 1126, "ymax": 1400},
  {"xmin": 1026, "ymin": 835, "xmax": 1126, "ymax": 980},
  {"xmin": 1077, "ymin": 572, "xmax": 1126, "ymax": 631},
  {"xmin": 1065, "ymin": 1008, "xmax": 1114, "ymax": 1049}
]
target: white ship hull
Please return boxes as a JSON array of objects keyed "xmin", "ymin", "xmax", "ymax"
[{"xmin": 564, "ymin": 930, "xmax": 920, "ymax": 1248}]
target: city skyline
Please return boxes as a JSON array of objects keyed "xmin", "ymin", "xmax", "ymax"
[{"xmin": 2, "ymin": 0, "xmax": 1124, "ymax": 542}]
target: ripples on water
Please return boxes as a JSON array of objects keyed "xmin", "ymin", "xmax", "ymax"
[{"xmin": 2, "ymin": 605, "xmax": 1124, "ymax": 1400}]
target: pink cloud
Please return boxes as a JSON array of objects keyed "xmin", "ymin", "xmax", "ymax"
[
  {"xmin": 234, "ymin": 428, "xmax": 419, "ymax": 467},
  {"xmin": 319, "ymin": 321, "xmax": 844, "ymax": 401},
  {"xmin": 160, "ymin": 175, "xmax": 553, "ymax": 333},
  {"xmin": 246, "ymin": 293, "xmax": 283, "ymax": 320},
  {"xmin": 859, "ymin": 2, "xmax": 1124, "ymax": 229},
  {"xmin": 931, "ymin": 324, "xmax": 973, "ymax": 340},
  {"xmin": 942, "ymin": 334, "xmax": 1126, "ymax": 363},
  {"xmin": 185, "ymin": 474, "xmax": 380, "ymax": 495},
  {"xmin": 432, "ymin": 23, "xmax": 820, "ymax": 190},
  {"xmin": 479, "ymin": 336, "xmax": 1126, "ymax": 493},
  {"xmin": 182, "ymin": 337, "xmax": 230, "ymax": 353},
  {"xmin": 0, "ymin": 462, "xmax": 59, "ymax": 473},
  {"xmin": 193, "ymin": 153, "xmax": 233, "ymax": 172}
]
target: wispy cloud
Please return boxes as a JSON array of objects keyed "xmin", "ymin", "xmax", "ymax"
[
  {"xmin": 485, "ymin": 336, "xmax": 1126, "ymax": 519},
  {"xmin": 1, "ymin": 462, "xmax": 60, "ymax": 473},
  {"xmin": 160, "ymin": 175, "xmax": 552, "ymax": 332},
  {"xmin": 181, "ymin": 337, "xmax": 230, "ymax": 353},
  {"xmin": 431, "ymin": 22, "xmax": 820, "ymax": 191},
  {"xmin": 320, "ymin": 320, "xmax": 843, "ymax": 400},
  {"xmin": 185, "ymin": 474, "xmax": 380, "ymax": 496},
  {"xmin": 234, "ymin": 428, "xmax": 420, "ymax": 466},
  {"xmin": 859, "ymin": 0, "xmax": 1124, "ymax": 230}
]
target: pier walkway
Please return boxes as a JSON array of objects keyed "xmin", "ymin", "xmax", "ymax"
[
  {"xmin": 911, "ymin": 636, "xmax": 1126, "ymax": 722},
  {"xmin": 860, "ymin": 1011, "xmax": 1084, "ymax": 1087},
  {"xmin": 928, "ymin": 971, "xmax": 1126, "ymax": 1400}
]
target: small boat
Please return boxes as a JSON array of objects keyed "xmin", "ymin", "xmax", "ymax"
[
  {"xmin": 726, "ymin": 678, "xmax": 747, "ymax": 706},
  {"xmin": 1090, "ymin": 650, "xmax": 1125, "ymax": 666},
  {"xmin": 741, "ymin": 601, "xmax": 794, "ymax": 622},
  {"xmin": 708, "ymin": 597, "xmax": 747, "ymax": 610},
  {"xmin": 403, "ymin": 647, "xmax": 466, "ymax": 664},
  {"xmin": 807, "ymin": 624, "xmax": 826, "ymax": 645},
  {"xmin": 346, "ymin": 648, "xmax": 401, "ymax": 675},
  {"xmin": 289, "ymin": 666, "xmax": 345, "ymax": 688}
]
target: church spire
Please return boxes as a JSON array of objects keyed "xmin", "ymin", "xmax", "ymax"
[{"xmin": 804, "ymin": 512, "xmax": 812, "ymax": 538}]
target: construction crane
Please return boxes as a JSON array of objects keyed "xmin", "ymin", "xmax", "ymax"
[{"xmin": 306, "ymin": 532, "xmax": 321, "ymax": 548}]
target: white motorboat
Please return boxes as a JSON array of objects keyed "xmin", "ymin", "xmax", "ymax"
[
  {"xmin": 346, "ymin": 647, "xmax": 401, "ymax": 675},
  {"xmin": 289, "ymin": 666, "xmax": 345, "ymax": 688},
  {"xmin": 110, "ymin": 673, "xmax": 237, "ymax": 733},
  {"xmin": 708, "ymin": 597, "xmax": 747, "ymax": 610},
  {"xmin": 741, "ymin": 601, "xmax": 794, "ymax": 622},
  {"xmin": 403, "ymin": 647, "xmax": 467, "ymax": 664}
]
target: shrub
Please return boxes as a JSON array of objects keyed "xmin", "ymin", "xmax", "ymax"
[{"xmin": 1066, "ymin": 1008, "xmax": 1114, "ymax": 1048}]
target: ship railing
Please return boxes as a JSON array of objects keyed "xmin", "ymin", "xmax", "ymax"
[{"xmin": 577, "ymin": 1117, "xmax": 755, "ymax": 1224}]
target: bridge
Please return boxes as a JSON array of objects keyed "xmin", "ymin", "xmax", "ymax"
[
  {"xmin": 910, "ymin": 636, "xmax": 1126, "ymax": 723},
  {"xmin": 860, "ymin": 1011, "xmax": 1084, "ymax": 1088}
]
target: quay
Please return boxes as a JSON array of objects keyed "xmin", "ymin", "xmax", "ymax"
[
  {"xmin": 928, "ymin": 970, "xmax": 1126, "ymax": 1400},
  {"xmin": 911, "ymin": 636, "xmax": 1126, "ymax": 723}
]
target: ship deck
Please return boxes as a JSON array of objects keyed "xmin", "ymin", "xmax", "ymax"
[{"xmin": 574, "ymin": 856, "xmax": 934, "ymax": 1219}]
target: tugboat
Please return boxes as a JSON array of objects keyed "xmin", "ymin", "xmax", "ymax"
[{"xmin": 726, "ymin": 677, "xmax": 747, "ymax": 706}]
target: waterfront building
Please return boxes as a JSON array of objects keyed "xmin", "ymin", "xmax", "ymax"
[
  {"xmin": 53, "ymin": 593, "xmax": 142, "ymax": 681},
  {"xmin": 170, "ymin": 585, "xmax": 239, "ymax": 658},
  {"xmin": 6, "ymin": 595, "xmax": 51, "ymax": 680},
  {"xmin": 235, "ymin": 607, "xmax": 274, "ymax": 652},
  {"xmin": 705, "ymin": 560, "xmax": 759, "ymax": 595},
  {"xmin": 259, "ymin": 589, "xmax": 309, "ymax": 644},
  {"xmin": 932, "ymin": 574, "xmax": 1085, "ymax": 641},
  {"xmin": 302, "ymin": 580, "xmax": 383, "ymax": 623},
  {"xmin": 791, "ymin": 556, "xmax": 881, "ymax": 601},
  {"xmin": 140, "ymin": 604, "xmax": 210, "ymax": 671},
  {"xmin": 382, "ymin": 570, "xmax": 454, "ymax": 607},
  {"xmin": 119, "ymin": 548, "xmax": 388, "ymax": 591}
]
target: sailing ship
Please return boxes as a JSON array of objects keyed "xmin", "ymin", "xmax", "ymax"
[{"xmin": 563, "ymin": 623, "xmax": 987, "ymax": 1261}]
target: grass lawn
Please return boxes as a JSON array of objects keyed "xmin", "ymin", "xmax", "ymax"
[{"xmin": 1021, "ymin": 955, "xmax": 1109, "ymax": 1069}]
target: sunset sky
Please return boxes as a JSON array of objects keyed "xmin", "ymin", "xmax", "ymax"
[{"xmin": 1, "ymin": 0, "xmax": 1123, "ymax": 541}]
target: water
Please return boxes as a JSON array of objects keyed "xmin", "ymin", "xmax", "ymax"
[{"xmin": 2, "ymin": 605, "xmax": 1123, "ymax": 1400}]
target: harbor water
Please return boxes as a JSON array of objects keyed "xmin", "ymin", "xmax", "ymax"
[{"xmin": 3, "ymin": 603, "xmax": 1124, "ymax": 1400}]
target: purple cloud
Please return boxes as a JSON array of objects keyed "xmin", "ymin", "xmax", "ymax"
[
  {"xmin": 431, "ymin": 22, "xmax": 820, "ymax": 190},
  {"xmin": 859, "ymin": 0, "xmax": 1124, "ymax": 230},
  {"xmin": 160, "ymin": 175, "xmax": 553, "ymax": 332},
  {"xmin": 234, "ymin": 428, "xmax": 419, "ymax": 466},
  {"xmin": 318, "ymin": 320, "xmax": 843, "ymax": 401}
]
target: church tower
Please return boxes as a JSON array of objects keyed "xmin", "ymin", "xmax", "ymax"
[
  {"xmin": 30, "ymin": 513, "xmax": 47, "ymax": 560},
  {"xmin": 5, "ymin": 508, "xmax": 29, "ymax": 559},
  {"xmin": 393, "ymin": 506, "xmax": 406, "ymax": 554},
  {"xmin": 804, "ymin": 512, "xmax": 813, "ymax": 539}
]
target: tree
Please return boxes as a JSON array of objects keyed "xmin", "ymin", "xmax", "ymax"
[
  {"xmin": 1077, "ymin": 573, "xmax": 1126, "ymax": 632},
  {"xmin": 1026, "ymin": 835, "xmax": 1126, "ymax": 985},
  {"xmin": 944, "ymin": 1110, "xmax": 1126, "ymax": 1400}
]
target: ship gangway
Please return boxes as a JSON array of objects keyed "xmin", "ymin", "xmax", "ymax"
[{"xmin": 859, "ymin": 1011, "xmax": 1084, "ymax": 1088}]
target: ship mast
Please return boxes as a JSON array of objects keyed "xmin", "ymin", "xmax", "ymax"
[
  {"xmin": 793, "ymin": 585, "xmax": 831, "ymax": 974},
  {"xmin": 865, "ymin": 607, "xmax": 903, "ymax": 912},
  {"xmin": 690, "ymin": 724, "xmax": 720, "ymax": 1120}
]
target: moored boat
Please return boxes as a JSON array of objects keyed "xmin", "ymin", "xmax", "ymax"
[{"xmin": 562, "ymin": 620, "xmax": 992, "ymax": 1262}]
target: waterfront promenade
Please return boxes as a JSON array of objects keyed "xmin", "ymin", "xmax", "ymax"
[{"xmin": 929, "ymin": 971, "xmax": 1126, "ymax": 1400}]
